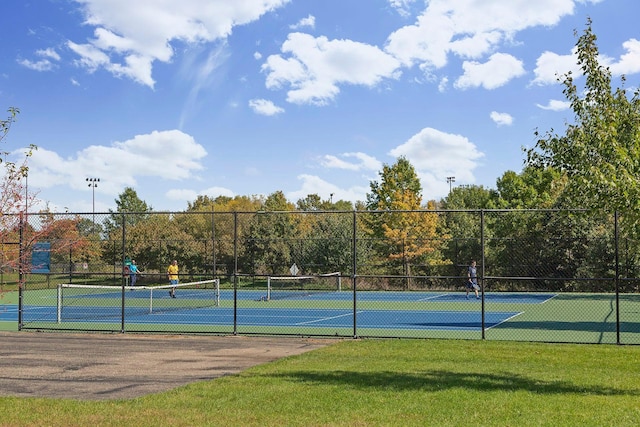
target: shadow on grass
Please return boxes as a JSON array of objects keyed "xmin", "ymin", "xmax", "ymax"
[
  {"xmin": 266, "ymin": 369, "xmax": 640, "ymax": 396},
  {"xmin": 493, "ymin": 320, "xmax": 639, "ymax": 333}
]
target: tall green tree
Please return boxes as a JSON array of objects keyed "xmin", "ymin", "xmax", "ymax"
[
  {"xmin": 439, "ymin": 185, "xmax": 497, "ymax": 274},
  {"xmin": 366, "ymin": 157, "xmax": 422, "ymax": 211},
  {"xmin": 527, "ymin": 18, "xmax": 640, "ymax": 218},
  {"xmin": 246, "ymin": 191, "xmax": 298, "ymax": 274},
  {"xmin": 103, "ymin": 187, "xmax": 152, "ymax": 233},
  {"xmin": 296, "ymin": 194, "xmax": 354, "ymax": 274},
  {"xmin": 524, "ymin": 19, "xmax": 640, "ymax": 285},
  {"xmin": 101, "ymin": 187, "xmax": 153, "ymax": 266}
]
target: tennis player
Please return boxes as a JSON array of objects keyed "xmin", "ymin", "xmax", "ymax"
[
  {"xmin": 466, "ymin": 259, "xmax": 480, "ymax": 299},
  {"xmin": 167, "ymin": 259, "xmax": 179, "ymax": 298},
  {"xmin": 129, "ymin": 260, "xmax": 140, "ymax": 287}
]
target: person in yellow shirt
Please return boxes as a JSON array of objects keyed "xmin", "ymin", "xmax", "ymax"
[{"xmin": 167, "ymin": 259, "xmax": 179, "ymax": 298}]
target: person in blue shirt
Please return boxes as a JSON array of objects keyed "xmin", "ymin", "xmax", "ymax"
[
  {"xmin": 466, "ymin": 259, "xmax": 480, "ymax": 299},
  {"xmin": 129, "ymin": 260, "xmax": 140, "ymax": 287}
]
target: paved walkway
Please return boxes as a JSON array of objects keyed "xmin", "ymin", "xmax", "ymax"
[{"xmin": 0, "ymin": 331, "xmax": 334, "ymax": 400}]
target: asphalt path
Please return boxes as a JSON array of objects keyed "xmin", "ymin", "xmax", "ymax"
[{"xmin": 0, "ymin": 331, "xmax": 333, "ymax": 400}]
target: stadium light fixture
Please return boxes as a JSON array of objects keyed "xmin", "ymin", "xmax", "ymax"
[
  {"xmin": 446, "ymin": 176, "xmax": 455, "ymax": 194},
  {"xmin": 86, "ymin": 177, "xmax": 100, "ymax": 227}
]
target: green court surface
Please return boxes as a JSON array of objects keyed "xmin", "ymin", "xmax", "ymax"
[{"xmin": 2, "ymin": 287, "xmax": 639, "ymax": 344}]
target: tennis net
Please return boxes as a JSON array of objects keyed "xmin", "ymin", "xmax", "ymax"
[
  {"xmin": 266, "ymin": 272, "xmax": 341, "ymax": 301},
  {"xmin": 56, "ymin": 279, "xmax": 220, "ymax": 322}
]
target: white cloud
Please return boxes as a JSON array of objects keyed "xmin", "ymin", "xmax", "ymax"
[
  {"xmin": 263, "ymin": 33, "xmax": 402, "ymax": 105},
  {"xmin": 178, "ymin": 43, "xmax": 230, "ymax": 128},
  {"xmin": 490, "ymin": 111, "xmax": 514, "ymax": 126},
  {"xmin": 385, "ymin": 0, "xmax": 576, "ymax": 70},
  {"xmin": 536, "ymin": 99, "xmax": 571, "ymax": 111},
  {"xmin": 290, "ymin": 14, "xmax": 315, "ymax": 30},
  {"xmin": 249, "ymin": 98, "xmax": 285, "ymax": 116},
  {"xmin": 609, "ymin": 38, "xmax": 640, "ymax": 76},
  {"xmin": 449, "ymin": 31, "xmax": 503, "ymax": 60},
  {"xmin": 437, "ymin": 76, "xmax": 448, "ymax": 92},
  {"xmin": 320, "ymin": 152, "xmax": 382, "ymax": 172},
  {"xmin": 531, "ymin": 49, "xmax": 580, "ymax": 86},
  {"xmin": 532, "ymin": 37, "xmax": 640, "ymax": 87},
  {"xmin": 18, "ymin": 58, "xmax": 56, "ymax": 72},
  {"xmin": 455, "ymin": 53, "xmax": 525, "ymax": 90},
  {"xmin": 389, "ymin": 127, "xmax": 484, "ymax": 186},
  {"xmin": 18, "ymin": 48, "xmax": 61, "ymax": 71},
  {"xmin": 38, "ymin": 48, "xmax": 61, "ymax": 61},
  {"xmin": 388, "ymin": 0, "xmax": 419, "ymax": 17},
  {"xmin": 68, "ymin": 41, "xmax": 112, "ymax": 71},
  {"xmin": 23, "ymin": 130, "xmax": 207, "ymax": 201},
  {"xmin": 68, "ymin": 0, "xmax": 291, "ymax": 87}
]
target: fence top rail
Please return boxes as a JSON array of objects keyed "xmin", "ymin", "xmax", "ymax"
[{"xmin": 10, "ymin": 208, "xmax": 597, "ymax": 217}]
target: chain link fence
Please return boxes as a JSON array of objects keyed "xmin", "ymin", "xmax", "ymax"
[{"xmin": 2, "ymin": 209, "xmax": 638, "ymax": 344}]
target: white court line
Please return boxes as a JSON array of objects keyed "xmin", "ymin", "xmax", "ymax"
[
  {"xmin": 2, "ymin": 306, "xmax": 54, "ymax": 313},
  {"xmin": 296, "ymin": 310, "xmax": 362, "ymax": 326},
  {"xmin": 485, "ymin": 311, "xmax": 524, "ymax": 330},
  {"xmin": 415, "ymin": 293, "xmax": 452, "ymax": 302},
  {"xmin": 540, "ymin": 294, "xmax": 559, "ymax": 304}
]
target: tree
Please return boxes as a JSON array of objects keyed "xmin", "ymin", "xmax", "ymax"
[
  {"xmin": 366, "ymin": 156, "xmax": 422, "ymax": 211},
  {"xmin": 101, "ymin": 187, "xmax": 153, "ymax": 268},
  {"xmin": 296, "ymin": 194, "xmax": 352, "ymax": 211},
  {"xmin": 524, "ymin": 19, "xmax": 640, "ymax": 286},
  {"xmin": 1, "ymin": 108, "xmax": 37, "ymax": 216},
  {"xmin": 103, "ymin": 187, "xmax": 152, "ymax": 234},
  {"xmin": 527, "ymin": 18, "xmax": 640, "ymax": 218},
  {"xmin": 494, "ymin": 167, "xmax": 566, "ymax": 210},
  {"xmin": 246, "ymin": 191, "xmax": 298, "ymax": 274},
  {"xmin": 296, "ymin": 194, "xmax": 323, "ymax": 211},
  {"xmin": 1, "ymin": 108, "xmax": 38, "ymax": 289},
  {"xmin": 0, "ymin": 107, "xmax": 19, "ymax": 145},
  {"xmin": 365, "ymin": 157, "xmax": 444, "ymax": 288},
  {"xmin": 439, "ymin": 185, "xmax": 497, "ymax": 273}
]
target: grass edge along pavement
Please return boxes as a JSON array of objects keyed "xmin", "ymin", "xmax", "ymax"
[{"xmin": 1, "ymin": 339, "xmax": 639, "ymax": 426}]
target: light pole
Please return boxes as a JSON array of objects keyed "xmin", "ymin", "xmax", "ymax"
[
  {"xmin": 446, "ymin": 176, "xmax": 455, "ymax": 194},
  {"xmin": 86, "ymin": 177, "xmax": 100, "ymax": 227}
]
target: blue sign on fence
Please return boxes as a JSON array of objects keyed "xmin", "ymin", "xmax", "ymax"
[{"xmin": 31, "ymin": 242, "xmax": 51, "ymax": 274}]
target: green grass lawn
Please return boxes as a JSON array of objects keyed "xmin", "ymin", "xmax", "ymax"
[{"xmin": 1, "ymin": 339, "xmax": 638, "ymax": 426}]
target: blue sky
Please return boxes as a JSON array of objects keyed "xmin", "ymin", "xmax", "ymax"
[{"xmin": 2, "ymin": 0, "xmax": 639, "ymax": 213}]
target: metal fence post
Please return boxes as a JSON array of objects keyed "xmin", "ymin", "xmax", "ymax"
[
  {"xmin": 233, "ymin": 211, "xmax": 238, "ymax": 335},
  {"xmin": 481, "ymin": 209, "xmax": 485, "ymax": 340},
  {"xmin": 18, "ymin": 212, "xmax": 23, "ymax": 330},
  {"xmin": 352, "ymin": 210, "xmax": 358, "ymax": 338},
  {"xmin": 121, "ymin": 212, "xmax": 126, "ymax": 333},
  {"xmin": 615, "ymin": 211, "xmax": 620, "ymax": 345}
]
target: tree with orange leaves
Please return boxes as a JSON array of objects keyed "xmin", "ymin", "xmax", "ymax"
[{"xmin": 365, "ymin": 157, "xmax": 446, "ymax": 289}]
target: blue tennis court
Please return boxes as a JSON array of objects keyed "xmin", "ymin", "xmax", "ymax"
[
  {"xmin": 19, "ymin": 287, "xmax": 556, "ymax": 304},
  {"xmin": 2, "ymin": 304, "xmax": 521, "ymax": 331},
  {"xmin": 226, "ymin": 290, "xmax": 556, "ymax": 303}
]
